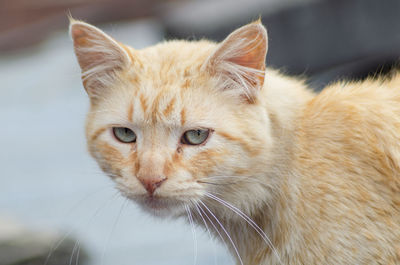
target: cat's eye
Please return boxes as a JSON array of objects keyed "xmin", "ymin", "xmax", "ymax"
[
  {"xmin": 181, "ymin": 129, "xmax": 210, "ymax": 145},
  {"xmin": 113, "ymin": 127, "xmax": 136, "ymax": 143}
]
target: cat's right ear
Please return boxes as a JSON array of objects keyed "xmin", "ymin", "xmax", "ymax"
[{"xmin": 69, "ymin": 19, "xmax": 131, "ymax": 100}]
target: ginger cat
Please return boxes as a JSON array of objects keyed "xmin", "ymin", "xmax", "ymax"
[{"xmin": 70, "ymin": 19, "xmax": 400, "ymax": 264}]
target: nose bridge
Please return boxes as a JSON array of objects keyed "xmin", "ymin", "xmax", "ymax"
[
  {"xmin": 138, "ymin": 149, "xmax": 165, "ymax": 178},
  {"xmin": 136, "ymin": 149, "xmax": 167, "ymax": 195},
  {"xmin": 137, "ymin": 126, "xmax": 167, "ymax": 177}
]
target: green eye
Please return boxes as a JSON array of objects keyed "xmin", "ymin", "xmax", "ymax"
[
  {"xmin": 181, "ymin": 129, "xmax": 210, "ymax": 145},
  {"xmin": 113, "ymin": 127, "xmax": 136, "ymax": 143}
]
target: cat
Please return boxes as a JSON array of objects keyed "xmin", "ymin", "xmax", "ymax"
[{"xmin": 70, "ymin": 18, "xmax": 400, "ymax": 264}]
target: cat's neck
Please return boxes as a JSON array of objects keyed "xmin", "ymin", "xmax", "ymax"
[
  {"xmin": 263, "ymin": 69, "xmax": 315, "ymax": 134},
  {"xmin": 245, "ymin": 70, "xmax": 315, "ymax": 262}
]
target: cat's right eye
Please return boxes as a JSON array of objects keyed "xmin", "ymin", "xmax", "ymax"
[{"xmin": 113, "ymin": 127, "xmax": 136, "ymax": 143}]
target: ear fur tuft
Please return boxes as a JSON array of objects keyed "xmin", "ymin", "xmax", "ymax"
[{"xmin": 204, "ymin": 22, "xmax": 268, "ymax": 102}]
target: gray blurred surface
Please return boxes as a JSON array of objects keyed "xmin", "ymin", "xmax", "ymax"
[
  {"xmin": 0, "ymin": 217, "xmax": 89, "ymax": 265},
  {"xmin": 0, "ymin": 19, "xmax": 232, "ymax": 265}
]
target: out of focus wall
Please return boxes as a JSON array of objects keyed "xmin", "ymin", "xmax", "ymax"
[
  {"xmin": 0, "ymin": 0, "xmax": 169, "ymax": 51},
  {"xmin": 2, "ymin": 0, "xmax": 399, "ymax": 89}
]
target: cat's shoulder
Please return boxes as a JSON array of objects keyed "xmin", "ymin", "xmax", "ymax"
[
  {"xmin": 297, "ymin": 72, "xmax": 400, "ymax": 159},
  {"xmin": 298, "ymin": 72, "xmax": 400, "ymax": 176}
]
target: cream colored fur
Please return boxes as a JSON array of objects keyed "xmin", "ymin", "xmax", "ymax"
[{"xmin": 70, "ymin": 19, "xmax": 400, "ymax": 264}]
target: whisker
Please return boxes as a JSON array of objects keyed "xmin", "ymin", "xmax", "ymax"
[
  {"xmin": 200, "ymin": 175, "xmax": 269, "ymax": 186},
  {"xmin": 44, "ymin": 191, "xmax": 120, "ymax": 265},
  {"xmin": 100, "ymin": 198, "xmax": 128, "ymax": 265},
  {"xmin": 192, "ymin": 202, "xmax": 212, "ymax": 240},
  {"xmin": 193, "ymin": 202, "xmax": 218, "ymax": 265},
  {"xmin": 69, "ymin": 240, "xmax": 80, "ymax": 265},
  {"xmin": 197, "ymin": 180, "xmax": 225, "ymax": 186},
  {"xmin": 69, "ymin": 193, "xmax": 119, "ymax": 265},
  {"xmin": 198, "ymin": 201, "xmax": 244, "ymax": 265},
  {"xmin": 185, "ymin": 204, "xmax": 198, "ymax": 265},
  {"xmin": 205, "ymin": 192, "xmax": 282, "ymax": 264},
  {"xmin": 75, "ymin": 244, "xmax": 81, "ymax": 265},
  {"xmin": 197, "ymin": 202, "xmax": 231, "ymax": 265}
]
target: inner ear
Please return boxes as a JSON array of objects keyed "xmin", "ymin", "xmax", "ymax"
[
  {"xmin": 214, "ymin": 25, "xmax": 267, "ymax": 72},
  {"xmin": 204, "ymin": 22, "xmax": 268, "ymax": 102}
]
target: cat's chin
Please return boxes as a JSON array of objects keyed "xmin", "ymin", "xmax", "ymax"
[{"xmin": 129, "ymin": 195, "xmax": 186, "ymax": 218}]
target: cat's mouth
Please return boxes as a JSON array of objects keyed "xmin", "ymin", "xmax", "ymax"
[
  {"xmin": 138, "ymin": 195, "xmax": 188, "ymax": 217},
  {"xmin": 121, "ymin": 191, "xmax": 186, "ymax": 216},
  {"xmin": 142, "ymin": 196, "xmax": 173, "ymax": 210},
  {"xmin": 117, "ymin": 184, "xmax": 195, "ymax": 216}
]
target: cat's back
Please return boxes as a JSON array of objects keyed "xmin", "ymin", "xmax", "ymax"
[
  {"xmin": 291, "ymin": 74, "xmax": 400, "ymax": 264},
  {"xmin": 298, "ymin": 73, "xmax": 400, "ymax": 173},
  {"xmin": 297, "ymin": 73, "xmax": 400, "ymax": 203}
]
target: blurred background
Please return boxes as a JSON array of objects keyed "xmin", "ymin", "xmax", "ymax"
[{"xmin": 1, "ymin": 0, "xmax": 400, "ymax": 264}]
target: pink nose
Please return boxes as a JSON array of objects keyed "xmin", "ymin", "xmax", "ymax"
[{"xmin": 137, "ymin": 176, "xmax": 167, "ymax": 196}]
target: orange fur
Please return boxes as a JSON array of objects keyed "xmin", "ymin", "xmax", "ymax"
[{"xmin": 71, "ymin": 19, "xmax": 400, "ymax": 264}]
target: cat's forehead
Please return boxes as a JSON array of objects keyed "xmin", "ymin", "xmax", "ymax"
[
  {"xmin": 123, "ymin": 79, "xmax": 221, "ymax": 129},
  {"xmin": 100, "ymin": 75, "xmax": 220, "ymax": 130},
  {"xmin": 104, "ymin": 41, "xmax": 223, "ymax": 126},
  {"xmin": 136, "ymin": 40, "xmax": 215, "ymax": 76}
]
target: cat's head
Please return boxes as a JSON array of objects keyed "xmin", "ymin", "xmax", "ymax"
[{"xmin": 70, "ymin": 19, "xmax": 275, "ymax": 218}]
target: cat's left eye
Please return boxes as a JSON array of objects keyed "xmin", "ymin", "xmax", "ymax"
[{"xmin": 181, "ymin": 129, "xmax": 210, "ymax": 145}]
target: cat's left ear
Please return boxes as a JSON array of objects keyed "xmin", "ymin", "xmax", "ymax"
[{"xmin": 203, "ymin": 21, "xmax": 268, "ymax": 102}]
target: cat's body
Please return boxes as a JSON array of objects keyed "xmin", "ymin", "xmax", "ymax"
[
  {"xmin": 70, "ymin": 19, "xmax": 400, "ymax": 264},
  {"xmin": 239, "ymin": 73, "xmax": 400, "ymax": 264}
]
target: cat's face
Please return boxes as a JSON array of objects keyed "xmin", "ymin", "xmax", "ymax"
[{"xmin": 71, "ymin": 20, "xmax": 272, "ymax": 218}]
